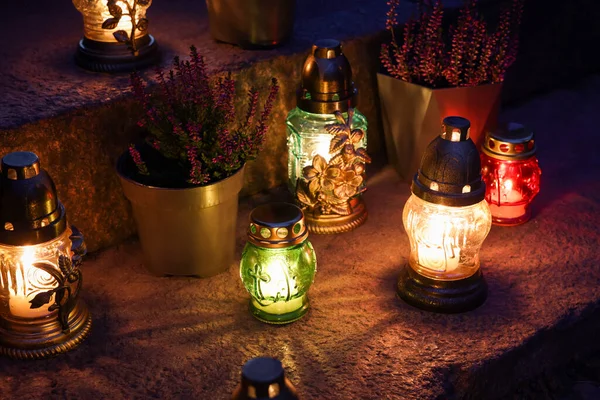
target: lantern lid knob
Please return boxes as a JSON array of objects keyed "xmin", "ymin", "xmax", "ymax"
[
  {"xmin": 234, "ymin": 357, "xmax": 300, "ymax": 400},
  {"xmin": 243, "ymin": 357, "xmax": 284, "ymax": 385},
  {"xmin": 296, "ymin": 39, "xmax": 357, "ymax": 114},
  {"xmin": 412, "ymin": 116, "xmax": 486, "ymax": 207},
  {"xmin": 441, "ymin": 116, "xmax": 471, "ymax": 142},
  {"xmin": 482, "ymin": 122, "xmax": 537, "ymax": 160},
  {"xmin": 1, "ymin": 151, "xmax": 41, "ymax": 180},
  {"xmin": 247, "ymin": 203, "xmax": 308, "ymax": 249}
]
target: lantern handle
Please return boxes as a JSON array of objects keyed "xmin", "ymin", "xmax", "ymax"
[
  {"xmin": 27, "ymin": 225, "xmax": 87, "ymax": 332},
  {"xmin": 70, "ymin": 225, "xmax": 87, "ymax": 268}
]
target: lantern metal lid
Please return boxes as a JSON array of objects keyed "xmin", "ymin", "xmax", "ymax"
[
  {"xmin": 234, "ymin": 357, "xmax": 300, "ymax": 400},
  {"xmin": 0, "ymin": 152, "xmax": 67, "ymax": 246},
  {"xmin": 482, "ymin": 122, "xmax": 537, "ymax": 161},
  {"xmin": 296, "ymin": 39, "xmax": 358, "ymax": 114},
  {"xmin": 411, "ymin": 117, "xmax": 486, "ymax": 207},
  {"xmin": 247, "ymin": 203, "xmax": 308, "ymax": 249}
]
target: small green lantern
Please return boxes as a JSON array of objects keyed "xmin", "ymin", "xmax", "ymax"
[{"xmin": 240, "ymin": 203, "xmax": 317, "ymax": 324}]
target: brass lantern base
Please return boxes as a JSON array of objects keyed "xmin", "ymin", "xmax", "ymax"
[
  {"xmin": 304, "ymin": 196, "xmax": 368, "ymax": 235},
  {"xmin": 250, "ymin": 295, "xmax": 309, "ymax": 325},
  {"xmin": 397, "ymin": 264, "xmax": 487, "ymax": 313},
  {"xmin": 75, "ymin": 35, "xmax": 159, "ymax": 73},
  {"xmin": 0, "ymin": 301, "xmax": 92, "ymax": 359}
]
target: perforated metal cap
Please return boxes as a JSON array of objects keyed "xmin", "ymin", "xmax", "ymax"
[
  {"xmin": 296, "ymin": 39, "xmax": 358, "ymax": 114},
  {"xmin": 0, "ymin": 151, "xmax": 67, "ymax": 245},
  {"xmin": 411, "ymin": 117, "xmax": 486, "ymax": 207},
  {"xmin": 247, "ymin": 203, "xmax": 308, "ymax": 249},
  {"xmin": 482, "ymin": 122, "xmax": 537, "ymax": 160}
]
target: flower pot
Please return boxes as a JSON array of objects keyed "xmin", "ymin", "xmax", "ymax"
[
  {"xmin": 117, "ymin": 158, "xmax": 245, "ymax": 277},
  {"xmin": 206, "ymin": 0, "xmax": 296, "ymax": 48},
  {"xmin": 377, "ymin": 73, "xmax": 502, "ymax": 181}
]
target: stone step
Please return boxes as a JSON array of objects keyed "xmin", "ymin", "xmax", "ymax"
[
  {"xmin": 0, "ymin": 75, "xmax": 598, "ymax": 399},
  {"xmin": 0, "ymin": 0, "xmax": 598, "ymax": 252}
]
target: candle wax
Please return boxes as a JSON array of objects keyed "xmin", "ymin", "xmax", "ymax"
[
  {"xmin": 489, "ymin": 188, "xmax": 526, "ymax": 219},
  {"xmin": 418, "ymin": 244, "xmax": 460, "ymax": 273}
]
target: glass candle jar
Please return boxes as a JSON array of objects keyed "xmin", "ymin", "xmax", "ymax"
[
  {"xmin": 398, "ymin": 117, "xmax": 491, "ymax": 313},
  {"xmin": 0, "ymin": 228, "xmax": 74, "ymax": 320},
  {"xmin": 0, "ymin": 152, "xmax": 91, "ymax": 359},
  {"xmin": 287, "ymin": 39, "xmax": 369, "ymax": 234},
  {"xmin": 481, "ymin": 123, "xmax": 541, "ymax": 226},
  {"xmin": 72, "ymin": 0, "xmax": 151, "ymax": 43},
  {"xmin": 72, "ymin": 0, "xmax": 159, "ymax": 72},
  {"xmin": 240, "ymin": 203, "xmax": 317, "ymax": 324},
  {"xmin": 403, "ymin": 195, "xmax": 491, "ymax": 281}
]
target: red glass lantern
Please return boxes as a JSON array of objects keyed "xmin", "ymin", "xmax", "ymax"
[{"xmin": 481, "ymin": 123, "xmax": 541, "ymax": 226}]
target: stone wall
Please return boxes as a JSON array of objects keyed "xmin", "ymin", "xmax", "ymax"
[{"xmin": 1, "ymin": 0, "xmax": 598, "ymax": 252}]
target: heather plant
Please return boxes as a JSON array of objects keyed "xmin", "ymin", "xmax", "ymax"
[
  {"xmin": 127, "ymin": 46, "xmax": 279, "ymax": 187},
  {"xmin": 381, "ymin": 0, "xmax": 524, "ymax": 88}
]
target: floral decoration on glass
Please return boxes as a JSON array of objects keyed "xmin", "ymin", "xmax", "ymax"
[
  {"xmin": 295, "ymin": 109, "xmax": 371, "ymax": 217},
  {"xmin": 72, "ymin": 0, "xmax": 158, "ymax": 72},
  {"xmin": 101, "ymin": 0, "xmax": 151, "ymax": 56}
]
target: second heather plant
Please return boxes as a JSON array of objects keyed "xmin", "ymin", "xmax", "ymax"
[
  {"xmin": 128, "ymin": 46, "xmax": 279, "ymax": 187},
  {"xmin": 381, "ymin": 0, "xmax": 524, "ymax": 88}
]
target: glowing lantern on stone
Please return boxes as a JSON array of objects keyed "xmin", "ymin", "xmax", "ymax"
[
  {"xmin": 0, "ymin": 152, "xmax": 91, "ymax": 358},
  {"xmin": 232, "ymin": 357, "xmax": 300, "ymax": 400},
  {"xmin": 481, "ymin": 123, "xmax": 541, "ymax": 226},
  {"xmin": 72, "ymin": 0, "xmax": 159, "ymax": 72},
  {"xmin": 398, "ymin": 117, "xmax": 492, "ymax": 313},
  {"xmin": 240, "ymin": 203, "xmax": 316, "ymax": 324},
  {"xmin": 287, "ymin": 39, "xmax": 370, "ymax": 234}
]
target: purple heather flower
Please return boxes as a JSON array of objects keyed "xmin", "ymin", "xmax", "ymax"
[
  {"xmin": 186, "ymin": 145, "xmax": 209, "ymax": 185},
  {"xmin": 130, "ymin": 46, "xmax": 278, "ymax": 185},
  {"xmin": 129, "ymin": 144, "xmax": 149, "ymax": 176}
]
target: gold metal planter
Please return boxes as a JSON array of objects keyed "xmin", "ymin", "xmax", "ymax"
[
  {"xmin": 206, "ymin": 0, "xmax": 296, "ymax": 48},
  {"xmin": 377, "ymin": 74, "xmax": 502, "ymax": 181},
  {"xmin": 117, "ymin": 165, "xmax": 245, "ymax": 277}
]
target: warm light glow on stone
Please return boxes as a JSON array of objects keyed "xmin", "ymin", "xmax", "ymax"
[{"xmin": 286, "ymin": 109, "xmax": 367, "ymax": 190}]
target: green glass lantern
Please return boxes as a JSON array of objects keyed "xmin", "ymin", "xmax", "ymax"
[
  {"xmin": 240, "ymin": 203, "xmax": 317, "ymax": 324},
  {"xmin": 286, "ymin": 39, "xmax": 370, "ymax": 234}
]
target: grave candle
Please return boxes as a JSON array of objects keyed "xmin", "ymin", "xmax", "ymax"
[
  {"xmin": 240, "ymin": 203, "xmax": 317, "ymax": 324},
  {"xmin": 481, "ymin": 123, "xmax": 541, "ymax": 226},
  {"xmin": 0, "ymin": 152, "xmax": 91, "ymax": 359},
  {"xmin": 398, "ymin": 117, "xmax": 492, "ymax": 313}
]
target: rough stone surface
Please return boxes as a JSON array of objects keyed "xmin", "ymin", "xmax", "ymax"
[
  {"xmin": 504, "ymin": 349, "xmax": 600, "ymax": 399},
  {"xmin": 0, "ymin": 0, "xmax": 404, "ymax": 252},
  {"xmin": 1, "ymin": 0, "xmax": 598, "ymax": 253},
  {"xmin": 0, "ymin": 78, "xmax": 599, "ymax": 399},
  {"xmin": 0, "ymin": 0, "xmax": 397, "ymax": 128}
]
